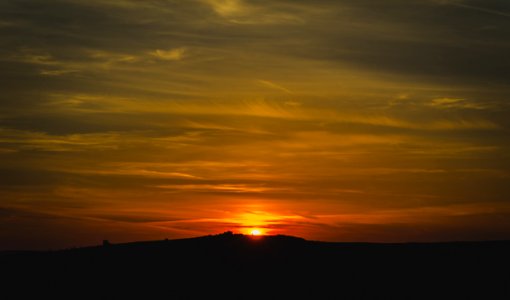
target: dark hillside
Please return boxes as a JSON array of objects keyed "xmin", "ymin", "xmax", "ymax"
[{"xmin": 2, "ymin": 233, "xmax": 509, "ymax": 299}]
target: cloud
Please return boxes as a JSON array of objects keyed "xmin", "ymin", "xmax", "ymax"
[
  {"xmin": 155, "ymin": 183, "xmax": 289, "ymax": 193},
  {"xmin": 36, "ymin": 93, "xmax": 502, "ymax": 131},
  {"xmin": 202, "ymin": 0, "xmax": 245, "ymax": 17},
  {"xmin": 428, "ymin": 97, "xmax": 489, "ymax": 110},
  {"xmin": 39, "ymin": 69, "xmax": 79, "ymax": 76},
  {"xmin": 150, "ymin": 48, "xmax": 187, "ymax": 61},
  {"xmin": 426, "ymin": 119, "xmax": 499, "ymax": 130},
  {"xmin": 12, "ymin": 49, "xmax": 57, "ymax": 65},
  {"xmin": 439, "ymin": 0, "xmax": 510, "ymax": 18},
  {"xmin": 201, "ymin": 0, "xmax": 304, "ymax": 24},
  {"xmin": 257, "ymin": 80, "xmax": 292, "ymax": 94},
  {"xmin": 70, "ymin": 169, "xmax": 202, "ymax": 180},
  {"xmin": 87, "ymin": 50, "xmax": 139, "ymax": 64},
  {"xmin": 0, "ymin": 128, "xmax": 121, "ymax": 152}
]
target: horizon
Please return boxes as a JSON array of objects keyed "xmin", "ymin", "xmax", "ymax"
[
  {"xmin": 1, "ymin": 0, "xmax": 510, "ymax": 250},
  {"xmin": 6, "ymin": 231, "xmax": 510, "ymax": 253}
]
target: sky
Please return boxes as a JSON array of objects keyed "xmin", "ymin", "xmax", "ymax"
[{"xmin": 1, "ymin": 0, "xmax": 510, "ymax": 250}]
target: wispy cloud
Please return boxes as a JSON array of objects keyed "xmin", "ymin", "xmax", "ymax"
[
  {"xmin": 0, "ymin": 128, "xmax": 121, "ymax": 152},
  {"xmin": 201, "ymin": 0, "xmax": 304, "ymax": 24},
  {"xmin": 41, "ymin": 93, "xmax": 501, "ymax": 131},
  {"xmin": 156, "ymin": 183, "xmax": 287, "ymax": 193},
  {"xmin": 428, "ymin": 97, "xmax": 489, "ymax": 110},
  {"xmin": 257, "ymin": 80, "xmax": 292, "ymax": 94},
  {"xmin": 87, "ymin": 50, "xmax": 139, "ymax": 64},
  {"xmin": 443, "ymin": 1, "xmax": 510, "ymax": 18},
  {"xmin": 150, "ymin": 48, "xmax": 187, "ymax": 61},
  {"xmin": 202, "ymin": 0, "xmax": 245, "ymax": 17}
]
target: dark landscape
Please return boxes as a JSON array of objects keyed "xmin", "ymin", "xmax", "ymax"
[{"xmin": 2, "ymin": 232, "xmax": 510, "ymax": 299}]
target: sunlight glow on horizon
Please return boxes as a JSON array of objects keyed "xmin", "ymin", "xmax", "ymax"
[{"xmin": 250, "ymin": 229, "xmax": 262, "ymax": 236}]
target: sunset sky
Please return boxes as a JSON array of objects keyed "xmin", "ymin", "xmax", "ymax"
[{"xmin": 1, "ymin": 0, "xmax": 510, "ymax": 250}]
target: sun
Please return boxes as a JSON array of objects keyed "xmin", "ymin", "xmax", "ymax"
[{"xmin": 250, "ymin": 229, "xmax": 262, "ymax": 236}]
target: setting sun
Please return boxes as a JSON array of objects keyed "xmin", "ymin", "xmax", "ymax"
[{"xmin": 250, "ymin": 229, "xmax": 262, "ymax": 236}]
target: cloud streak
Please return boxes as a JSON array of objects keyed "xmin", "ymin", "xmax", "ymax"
[{"xmin": 446, "ymin": 1, "xmax": 510, "ymax": 18}]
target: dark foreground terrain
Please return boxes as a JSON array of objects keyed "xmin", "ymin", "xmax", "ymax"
[{"xmin": 2, "ymin": 232, "xmax": 510, "ymax": 299}]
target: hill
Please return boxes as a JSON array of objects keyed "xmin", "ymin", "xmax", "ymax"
[{"xmin": 2, "ymin": 232, "xmax": 510, "ymax": 299}]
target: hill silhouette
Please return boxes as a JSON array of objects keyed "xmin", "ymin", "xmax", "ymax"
[{"xmin": 2, "ymin": 232, "xmax": 510, "ymax": 299}]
